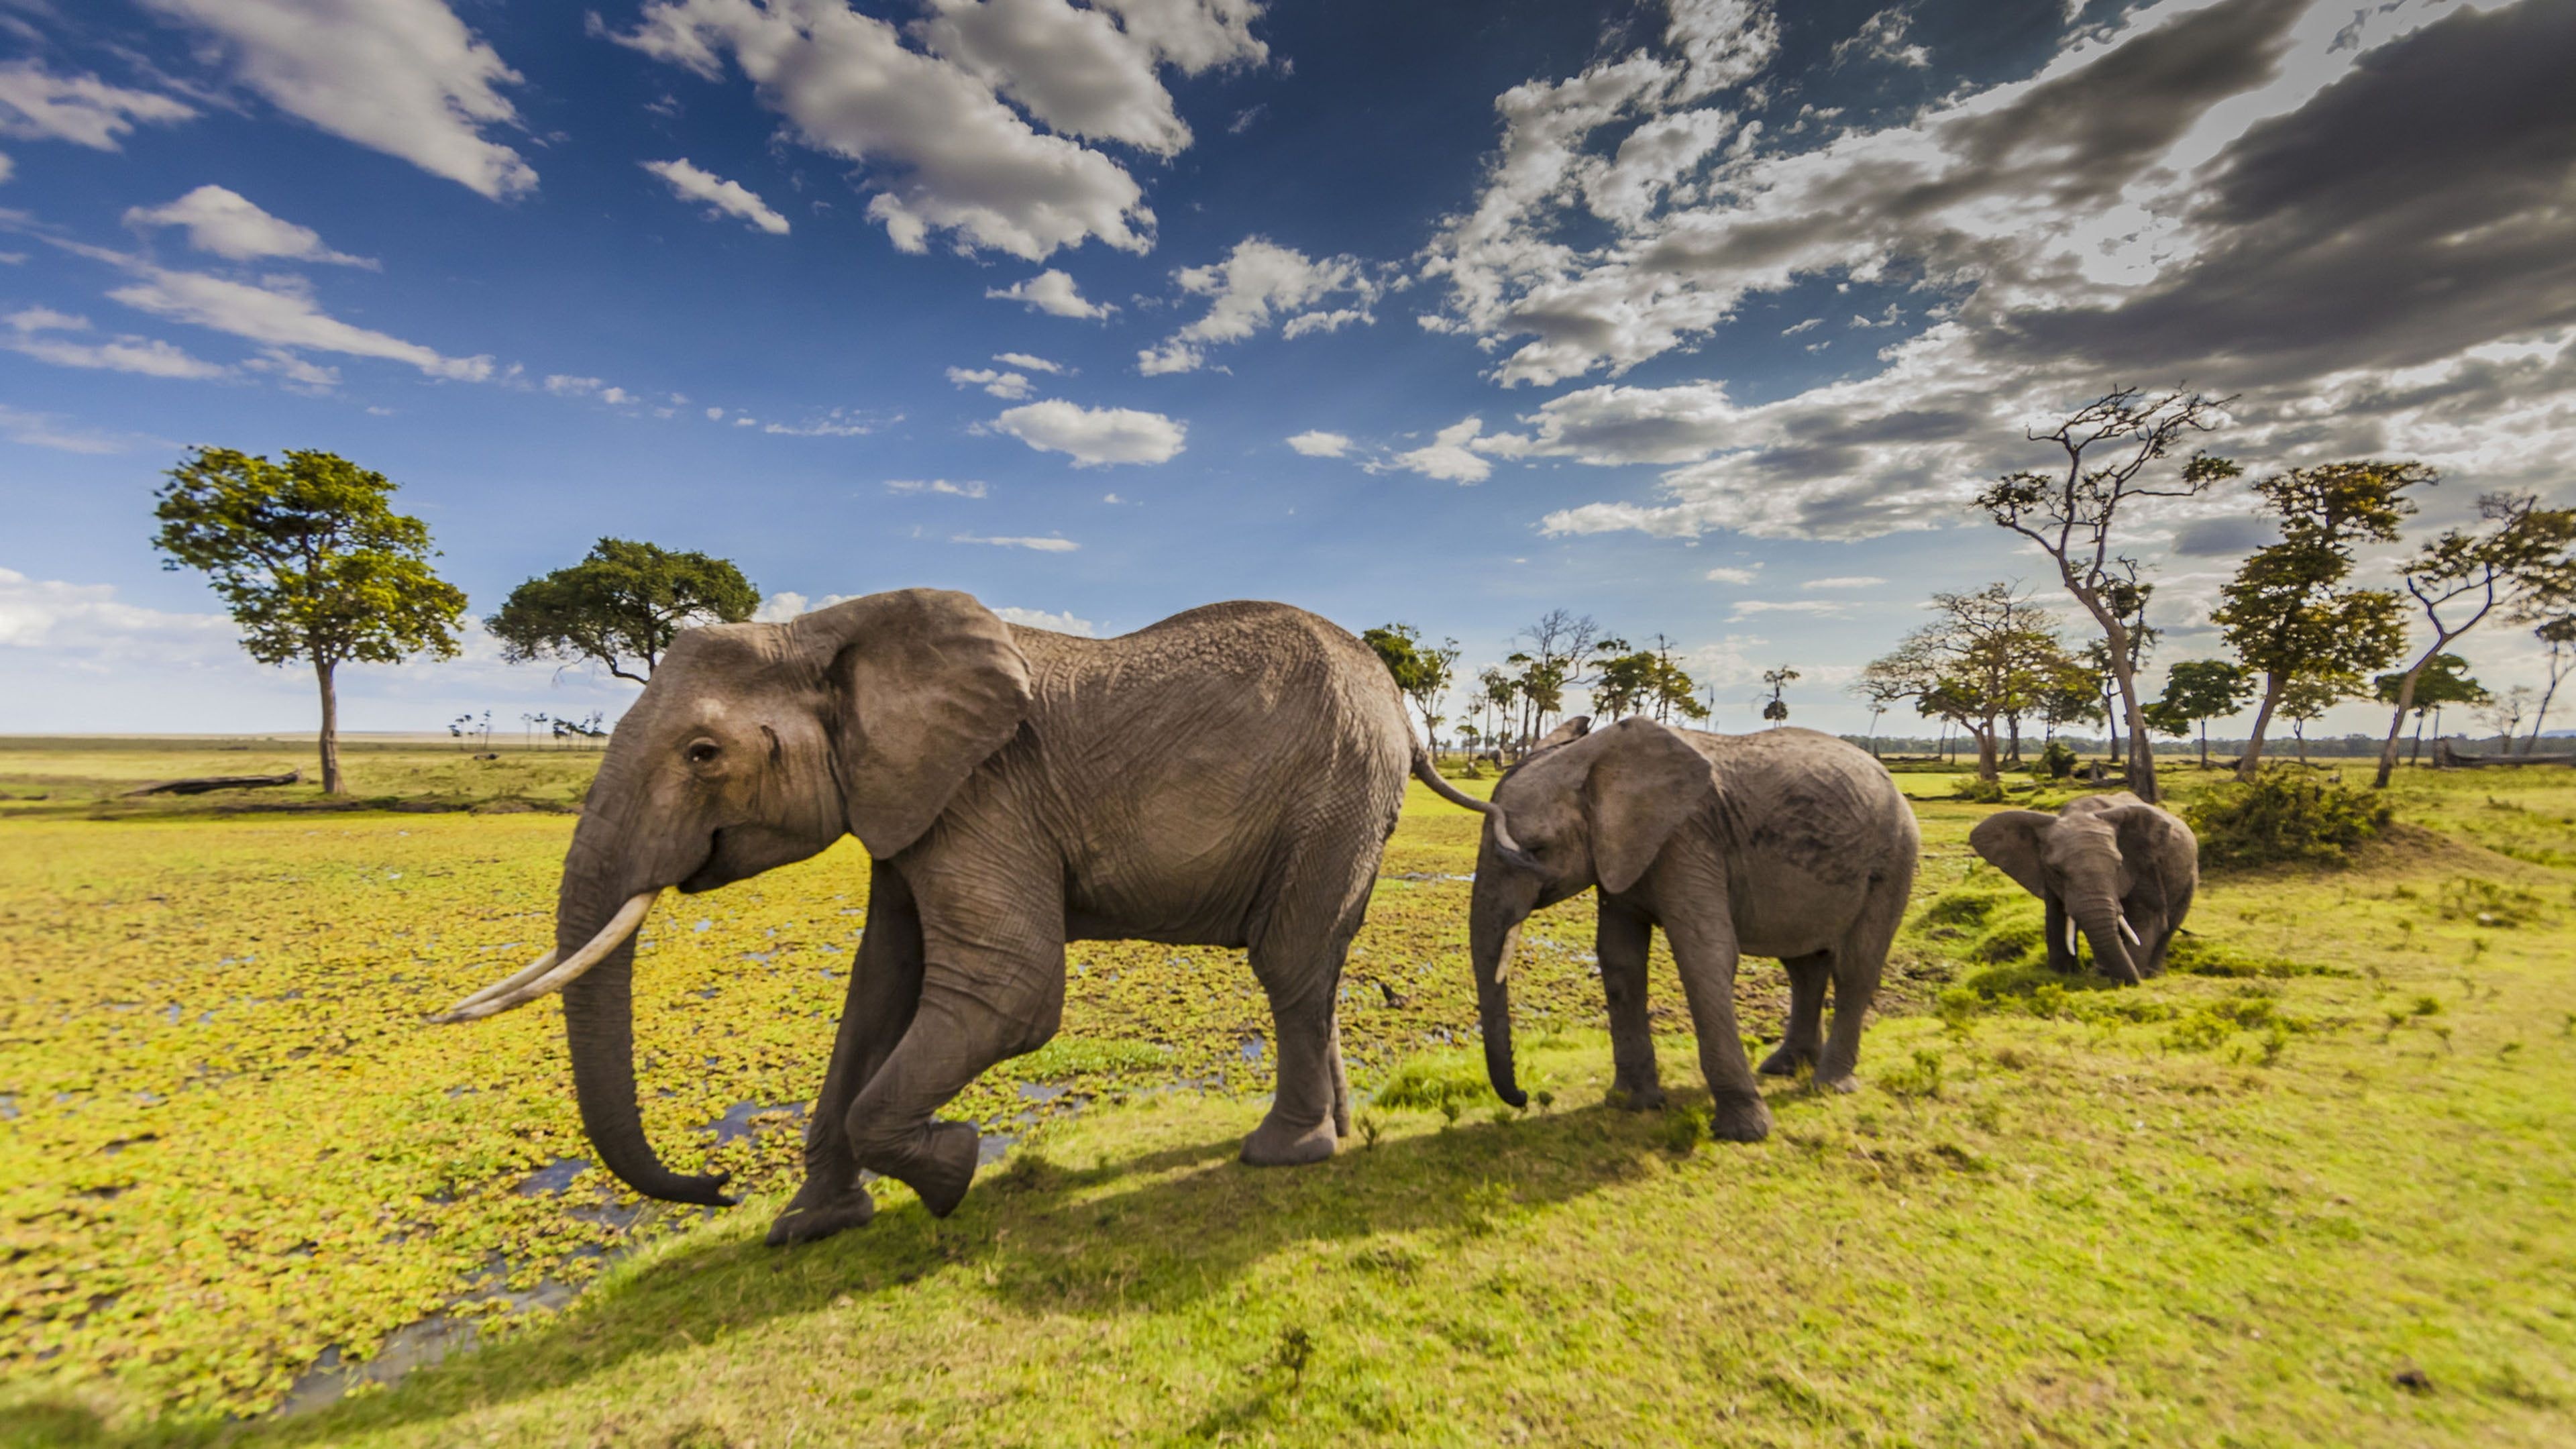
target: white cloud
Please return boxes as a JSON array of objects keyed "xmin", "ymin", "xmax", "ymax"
[
  {"xmin": 1801, "ymin": 575, "xmax": 1888, "ymax": 589},
  {"xmin": 1138, "ymin": 237, "xmax": 1379, "ymax": 375},
  {"xmin": 1386, "ymin": 417, "xmax": 1494, "ymax": 484},
  {"xmin": 762, "ymin": 407, "xmax": 882, "ymax": 437},
  {"xmin": 705, "ymin": 406, "xmax": 724, "ymax": 420},
  {"xmin": 987, "ymin": 269, "xmax": 1115, "ymax": 318},
  {"xmin": 916, "ymin": 0, "xmax": 1190, "ymax": 155},
  {"xmin": 139, "ymin": 0, "xmax": 536, "ymax": 198},
  {"xmin": 1780, "ymin": 317, "xmax": 1821, "ymax": 335},
  {"xmin": 0, "ymin": 404, "xmax": 168, "ymax": 455},
  {"xmin": 0, "ymin": 566, "xmax": 237, "ymax": 656},
  {"xmin": 612, "ymin": 0, "xmax": 1159, "ymax": 260},
  {"xmin": 0, "ymin": 60, "xmax": 195, "ymax": 150},
  {"xmin": 101, "ymin": 260, "xmax": 493, "ymax": 381},
  {"xmin": 994, "ymin": 350, "xmax": 1064, "ymax": 373},
  {"xmin": 1729, "ymin": 599, "xmax": 1851, "ymax": 620},
  {"xmin": 1829, "ymin": 9, "xmax": 1931, "ymax": 70},
  {"xmin": 1702, "ymin": 565, "xmax": 1760, "ymax": 584},
  {"xmin": 955, "ymin": 533, "xmax": 1079, "ymax": 551},
  {"xmin": 545, "ymin": 375, "xmax": 641, "ymax": 406},
  {"xmin": 990, "ymin": 604, "xmax": 1095, "ymax": 635},
  {"xmin": 989, "ymin": 399, "xmax": 1185, "ymax": 466},
  {"xmin": 1286, "ymin": 429, "xmax": 1350, "ymax": 458},
  {"xmin": 122, "ymin": 186, "xmax": 374, "ymax": 266},
  {"xmin": 641, "ymin": 158, "xmax": 790, "ymax": 234},
  {"xmin": 4, "ymin": 307, "xmax": 231, "ymax": 380},
  {"xmin": 947, "ymin": 365, "xmax": 1034, "ymax": 400},
  {"xmin": 1091, "ymin": 0, "xmax": 1269, "ymax": 73},
  {"xmin": 886, "ymin": 478, "xmax": 988, "ymax": 496}
]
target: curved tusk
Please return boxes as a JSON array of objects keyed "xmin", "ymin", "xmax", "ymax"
[
  {"xmin": 2065, "ymin": 919, "xmax": 2080, "ymax": 957},
  {"xmin": 2118, "ymin": 916, "xmax": 2143, "ymax": 947},
  {"xmin": 431, "ymin": 892, "xmax": 657, "ymax": 1023},
  {"xmin": 1493, "ymin": 924, "xmax": 1522, "ymax": 986},
  {"xmin": 442, "ymin": 948, "xmax": 559, "ymax": 1014}
]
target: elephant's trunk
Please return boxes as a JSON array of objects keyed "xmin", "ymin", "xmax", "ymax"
[
  {"xmin": 555, "ymin": 794, "xmax": 735, "ymax": 1206},
  {"xmin": 2072, "ymin": 898, "xmax": 2141, "ymax": 985},
  {"xmin": 1470, "ymin": 878, "xmax": 1533, "ymax": 1109}
]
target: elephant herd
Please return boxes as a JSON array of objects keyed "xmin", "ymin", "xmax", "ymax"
[{"xmin": 435, "ymin": 590, "xmax": 2197, "ymax": 1246}]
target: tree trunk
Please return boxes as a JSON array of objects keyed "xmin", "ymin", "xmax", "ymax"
[
  {"xmin": 2005, "ymin": 713, "xmax": 2023, "ymax": 765},
  {"xmin": 1973, "ymin": 721, "xmax": 2000, "ymax": 782},
  {"xmin": 2107, "ymin": 647, "xmax": 2159, "ymax": 804},
  {"xmin": 2525, "ymin": 664, "xmax": 2563, "ymax": 755},
  {"xmin": 2374, "ymin": 663, "xmax": 2425, "ymax": 788},
  {"xmin": 2410, "ymin": 715, "xmax": 2424, "ymax": 764},
  {"xmin": 315, "ymin": 657, "xmax": 342, "ymax": 795},
  {"xmin": 2236, "ymin": 672, "xmax": 2286, "ymax": 782},
  {"xmin": 2198, "ymin": 720, "xmax": 2210, "ymax": 769}
]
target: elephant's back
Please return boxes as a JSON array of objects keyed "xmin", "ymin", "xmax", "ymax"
[
  {"xmin": 1018, "ymin": 600, "xmax": 1409, "ymax": 751},
  {"xmin": 1690, "ymin": 727, "xmax": 1917, "ymax": 883}
]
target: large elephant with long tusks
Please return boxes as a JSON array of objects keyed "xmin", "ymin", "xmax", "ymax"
[
  {"xmin": 1432, "ymin": 717, "xmax": 1919, "ymax": 1144},
  {"xmin": 437, "ymin": 590, "xmax": 1478, "ymax": 1245},
  {"xmin": 1968, "ymin": 792, "xmax": 2197, "ymax": 984}
]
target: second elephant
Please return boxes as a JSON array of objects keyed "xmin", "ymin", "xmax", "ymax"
[
  {"xmin": 1448, "ymin": 718, "xmax": 1919, "ymax": 1144},
  {"xmin": 1968, "ymin": 792, "xmax": 2198, "ymax": 983}
]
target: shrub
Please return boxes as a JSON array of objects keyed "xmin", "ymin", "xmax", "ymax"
[
  {"xmin": 1952, "ymin": 777, "xmax": 2009, "ymax": 803},
  {"xmin": 1376, "ymin": 1049, "xmax": 1493, "ymax": 1112},
  {"xmin": 2035, "ymin": 739, "xmax": 2078, "ymax": 780},
  {"xmin": 2184, "ymin": 773, "xmax": 2392, "ymax": 868}
]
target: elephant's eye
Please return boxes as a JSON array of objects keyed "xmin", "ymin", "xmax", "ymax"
[{"xmin": 686, "ymin": 739, "xmax": 721, "ymax": 765}]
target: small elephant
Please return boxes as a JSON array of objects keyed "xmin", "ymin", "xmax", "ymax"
[
  {"xmin": 1440, "ymin": 717, "xmax": 1919, "ymax": 1143},
  {"xmin": 439, "ymin": 590, "xmax": 1474, "ymax": 1244},
  {"xmin": 1968, "ymin": 792, "xmax": 2198, "ymax": 983}
]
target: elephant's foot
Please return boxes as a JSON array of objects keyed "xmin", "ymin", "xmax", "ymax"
[
  {"xmin": 1706, "ymin": 1091, "xmax": 1774, "ymax": 1143},
  {"xmin": 894, "ymin": 1121, "xmax": 981, "ymax": 1218},
  {"xmin": 1240, "ymin": 1111, "xmax": 1336, "ymax": 1167},
  {"xmin": 1756, "ymin": 1042, "xmax": 1818, "ymax": 1078},
  {"xmin": 765, "ymin": 1178, "xmax": 877, "ymax": 1247},
  {"xmin": 1609, "ymin": 1082, "xmax": 1668, "ymax": 1112}
]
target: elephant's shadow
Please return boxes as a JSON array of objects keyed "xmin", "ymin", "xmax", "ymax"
[{"xmin": 252, "ymin": 1091, "xmax": 1720, "ymax": 1442}]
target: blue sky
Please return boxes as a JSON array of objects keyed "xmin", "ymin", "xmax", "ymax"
[{"xmin": 4, "ymin": 0, "xmax": 2573, "ymax": 738}]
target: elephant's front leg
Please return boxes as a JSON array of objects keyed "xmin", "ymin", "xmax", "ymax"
[
  {"xmin": 770, "ymin": 862, "xmax": 924, "ymax": 1247},
  {"xmin": 1660, "ymin": 882, "xmax": 1770, "ymax": 1143},
  {"xmin": 1596, "ymin": 898, "xmax": 1665, "ymax": 1110},
  {"xmin": 2043, "ymin": 893, "xmax": 2078, "ymax": 974}
]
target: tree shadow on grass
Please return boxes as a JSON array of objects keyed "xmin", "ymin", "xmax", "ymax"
[{"xmin": 212, "ymin": 1092, "xmax": 1701, "ymax": 1444}]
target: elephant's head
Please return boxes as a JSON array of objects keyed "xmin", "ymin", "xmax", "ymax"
[
  {"xmin": 1968, "ymin": 800, "xmax": 2180, "ymax": 986},
  {"xmin": 1465, "ymin": 716, "xmax": 1715, "ymax": 1108},
  {"xmin": 435, "ymin": 588, "xmax": 1031, "ymax": 1203}
]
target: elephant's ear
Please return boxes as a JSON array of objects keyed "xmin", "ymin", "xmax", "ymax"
[
  {"xmin": 2102, "ymin": 803, "xmax": 2194, "ymax": 896},
  {"xmin": 798, "ymin": 589, "xmax": 1032, "ymax": 859},
  {"xmin": 1529, "ymin": 716, "xmax": 1593, "ymax": 754},
  {"xmin": 1968, "ymin": 810, "xmax": 2057, "ymax": 898},
  {"xmin": 1583, "ymin": 719, "xmax": 1715, "ymax": 894}
]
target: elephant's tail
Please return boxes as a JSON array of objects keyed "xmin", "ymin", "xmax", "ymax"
[{"xmin": 1411, "ymin": 747, "xmax": 1540, "ymax": 869}]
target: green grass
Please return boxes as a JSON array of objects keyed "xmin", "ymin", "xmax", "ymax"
[{"xmin": 4, "ymin": 750, "xmax": 2576, "ymax": 1444}]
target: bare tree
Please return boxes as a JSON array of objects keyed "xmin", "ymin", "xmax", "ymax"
[
  {"xmin": 2373, "ymin": 492, "xmax": 2576, "ymax": 785},
  {"xmin": 1978, "ymin": 387, "xmax": 2238, "ymax": 802},
  {"xmin": 2528, "ymin": 618, "xmax": 2576, "ymax": 753}
]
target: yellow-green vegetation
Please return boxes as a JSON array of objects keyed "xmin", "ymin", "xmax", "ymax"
[
  {"xmin": 0, "ymin": 739, "xmax": 600, "ymax": 819},
  {"xmin": 3, "ymin": 747, "xmax": 2575, "ymax": 1446}
]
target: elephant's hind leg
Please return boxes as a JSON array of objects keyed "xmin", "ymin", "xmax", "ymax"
[
  {"xmin": 1815, "ymin": 885, "xmax": 1903, "ymax": 1093},
  {"xmin": 1239, "ymin": 835, "xmax": 1377, "ymax": 1167},
  {"xmin": 771, "ymin": 861, "xmax": 924, "ymax": 1247},
  {"xmin": 1758, "ymin": 951, "xmax": 1829, "ymax": 1078}
]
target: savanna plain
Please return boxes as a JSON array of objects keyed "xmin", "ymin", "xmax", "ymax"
[{"xmin": 3, "ymin": 738, "xmax": 2573, "ymax": 1446}]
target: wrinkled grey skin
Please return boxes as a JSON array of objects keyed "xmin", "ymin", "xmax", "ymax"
[
  {"xmin": 1969, "ymin": 792, "xmax": 2197, "ymax": 985},
  {"xmin": 1466, "ymin": 718, "xmax": 1919, "ymax": 1144},
  {"xmin": 539, "ymin": 590, "xmax": 1423, "ymax": 1246}
]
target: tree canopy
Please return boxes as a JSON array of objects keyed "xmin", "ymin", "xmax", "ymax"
[
  {"xmin": 1362, "ymin": 623, "xmax": 1461, "ymax": 745},
  {"xmin": 151, "ymin": 447, "xmax": 464, "ymax": 794},
  {"xmin": 487, "ymin": 538, "xmax": 760, "ymax": 684}
]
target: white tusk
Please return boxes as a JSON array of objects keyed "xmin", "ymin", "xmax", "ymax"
[
  {"xmin": 2118, "ymin": 916, "xmax": 2143, "ymax": 947},
  {"xmin": 443, "ymin": 948, "xmax": 559, "ymax": 1013},
  {"xmin": 1493, "ymin": 926, "xmax": 1522, "ymax": 986},
  {"xmin": 2065, "ymin": 919, "xmax": 2080, "ymax": 957},
  {"xmin": 431, "ymin": 891, "xmax": 657, "ymax": 1022}
]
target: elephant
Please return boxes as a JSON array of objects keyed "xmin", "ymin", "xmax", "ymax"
[
  {"xmin": 1436, "ymin": 716, "xmax": 1919, "ymax": 1143},
  {"xmin": 1967, "ymin": 792, "xmax": 2197, "ymax": 984},
  {"xmin": 437, "ymin": 589, "xmax": 1485, "ymax": 1245}
]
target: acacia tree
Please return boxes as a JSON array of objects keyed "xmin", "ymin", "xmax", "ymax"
[
  {"xmin": 2279, "ymin": 669, "xmax": 2358, "ymax": 765},
  {"xmin": 2210, "ymin": 462, "xmax": 2417, "ymax": 781},
  {"xmin": 1977, "ymin": 387, "xmax": 2238, "ymax": 802},
  {"xmin": 2374, "ymin": 653, "xmax": 2484, "ymax": 765},
  {"xmin": 2141, "ymin": 659, "xmax": 2253, "ymax": 768},
  {"xmin": 1760, "ymin": 665, "xmax": 1800, "ymax": 727},
  {"xmin": 2371, "ymin": 492, "xmax": 2576, "ymax": 786},
  {"xmin": 152, "ymin": 447, "xmax": 465, "ymax": 795},
  {"xmin": 2527, "ymin": 618, "xmax": 2576, "ymax": 752},
  {"xmin": 1477, "ymin": 667, "xmax": 1517, "ymax": 755},
  {"xmin": 487, "ymin": 537, "xmax": 759, "ymax": 684},
  {"xmin": 1363, "ymin": 623, "xmax": 1461, "ymax": 747},
  {"xmin": 1860, "ymin": 584, "xmax": 2065, "ymax": 782}
]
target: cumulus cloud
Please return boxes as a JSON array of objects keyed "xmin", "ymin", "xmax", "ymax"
[
  {"xmin": 4, "ymin": 307, "xmax": 229, "ymax": 379},
  {"xmin": 0, "ymin": 565, "xmax": 237, "ymax": 657},
  {"xmin": 641, "ymin": 158, "xmax": 790, "ymax": 233},
  {"xmin": 1386, "ymin": 417, "xmax": 1494, "ymax": 484},
  {"xmin": 1829, "ymin": 9, "xmax": 1930, "ymax": 70},
  {"xmin": 545, "ymin": 375, "xmax": 638, "ymax": 405},
  {"xmin": 987, "ymin": 268, "xmax": 1115, "ymax": 317},
  {"xmin": 123, "ymin": 185, "xmax": 374, "ymax": 266},
  {"xmin": 1137, "ymin": 237, "xmax": 1380, "ymax": 374},
  {"xmin": 886, "ymin": 477, "xmax": 989, "ymax": 496},
  {"xmin": 1437, "ymin": 0, "xmax": 2576, "ymax": 546},
  {"xmin": 989, "ymin": 398, "xmax": 1185, "ymax": 465},
  {"xmin": 1286, "ymin": 429, "xmax": 1350, "ymax": 458},
  {"xmin": 947, "ymin": 365, "xmax": 1034, "ymax": 400},
  {"xmin": 0, "ymin": 60, "xmax": 196, "ymax": 149},
  {"xmin": 990, "ymin": 603, "xmax": 1095, "ymax": 634},
  {"xmin": 955, "ymin": 532, "xmax": 1079, "ymax": 551},
  {"xmin": 1703, "ymin": 565, "xmax": 1760, "ymax": 584},
  {"xmin": 994, "ymin": 350, "xmax": 1064, "ymax": 373},
  {"xmin": 611, "ymin": 0, "xmax": 1224, "ymax": 259},
  {"xmin": 139, "ymin": 0, "xmax": 536, "ymax": 198}
]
